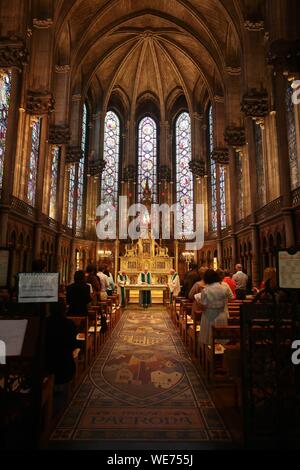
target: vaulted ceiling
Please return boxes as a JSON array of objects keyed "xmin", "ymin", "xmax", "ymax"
[{"xmin": 54, "ymin": 0, "xmax": 244, "ymax": 115}]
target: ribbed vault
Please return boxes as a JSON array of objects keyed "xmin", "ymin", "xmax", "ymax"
[{"xmin": 54, "ymin": 0, "xmax": 243, "ymax": 115}]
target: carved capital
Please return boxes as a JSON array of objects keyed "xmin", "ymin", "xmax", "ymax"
[
  {"xmin": 0, "ymin": 37, "xmax": 29, "ymax": 70},
  {"xmin": 72, "ymin": 94, "xmax": 82, "ymax": 102},
  {"xmin": 66, "ymin": 145, "xmax": 83, "ymax": 164},
  {"xmin": 188, "ymin": 159, "xmax": 206, "ymax": 178},
  {"xmin": 224, "ymin": 126, "xmax": 246, "ymax": 148},
  {"xmin": 244, "ymin": 20, "xmax": 264, "ymax": 31},
  {"xmin": 211, "ymin": 148, "xmax": 229, "ymax": 165},
  {"xmin": 88, "ymin": 159, "xmax": 106, "ymax": 176},
  {"xmin": 123, "ymin": 164, "xmax": 136, "ymax": 182},
  {"xmin": 48, "ymin": 125, "xmax": 71, "ymax": 144},
  {"xmin": 26, "ymin": 90, "xmax": 55, "ymax": 115},
  {"xmin": 268, "ymin": 39, "xmax": 300, "ymax": 73},
  {"xmin": 55, "ymin": 64, "xmax": 70, "ymax": 74},
  {"xmin": 241, "ymin": 88, "xmax": 269, "ymax": 118},
  {"xmin": 33, "ymin": 18, "xmax": 54, "ymax": 29},
  {"xmin": 158, "ymin": 165, "xmax": 172, "ymax": 182}
]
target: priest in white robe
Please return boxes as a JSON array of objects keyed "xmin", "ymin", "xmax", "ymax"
[{"xmin": 168, "ymin": 269, "xmax": 181, "ymax": 304}]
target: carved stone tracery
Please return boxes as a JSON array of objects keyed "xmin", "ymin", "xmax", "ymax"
[
  {"xmin": 88, "ymin": 159, "xmax": 106, "ymax": 176},
  {"xmin": 211, "ymin": 148, "xmax": 229, "ymax": 165},
  {"xmin": 66, "ymin": 146, "xmax": 83, "ymax": 164},
  {"xmin": 0, "ymin": 37, "xmax": 29, "ymax": 70},
  {"xmin": 26, "ymin": 90, "xmax": 55, "ymax": 115},
  {"xmin": 224, "ymin": 126, "xmax": 246, "ymax": 148},
  {"xmin": 48, "ymin": 125, "xmax": 71, "ymax": 144},
  {"xmin": 241, "ymin": 88, "xmax": 269, "ymax": 118}
]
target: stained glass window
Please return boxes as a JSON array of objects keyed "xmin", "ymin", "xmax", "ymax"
[
  {"xmin": 67, "ymin": 164, "xmax": 76, "ymax": 228},
  {"xmin": 209, "ymin": 105, "xmax": 217, "ymax": 231},
  {"xmin": 220, "ymin": 166, "xmax": 226, "ymax": 229},
  {"xmin": 254, "ymin": 121, "xmax": 266, "ymax": 207},
  {"xmin": 175, "ymin": 112, "xmax": 194, "ymax": 235},
  {"xmin": 77, "ymin": 103, "xmax": 88, "ymax": 230},
  {"xmin": 235, "ymin": 150, "xmax": 244, "ymax": 220},
  {"xmin": 101, "ymin": 110, "xmax": 120, "ymax": 206},
  {"xmin": 138, "ymin": 116, "xmax": 157, "ymax": 203},
  {"xmin": 0, "ymin": 70, "xmax": 12, "ymax": 189},
  {"xmin": 286, "ymin": 81, "xmax": 300, "ymax": 190},
  {"xmin": 49, "ymin": 146, "xmax": 60, "ymax": 219},
  {"xmin": 27, "ymin": 117, "xmax": 41, "ymax": 206}
]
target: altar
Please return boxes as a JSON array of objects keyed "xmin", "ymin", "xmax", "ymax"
[{"xmin": 120, "ymin": 238, "xmax": 173, "ymax": 304}]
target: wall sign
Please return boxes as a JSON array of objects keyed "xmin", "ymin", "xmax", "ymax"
[{"xmin": 18, "ymin": 272, "xmax": 59, "ymax": 303}]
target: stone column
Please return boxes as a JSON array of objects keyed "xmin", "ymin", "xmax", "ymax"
[{"xmin": 250, "ymin": 223, "xmax": 260, "ymax": 287}]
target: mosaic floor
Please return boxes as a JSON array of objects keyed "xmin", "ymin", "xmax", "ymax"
[{"xmin": 50, "ymin": 306, "xmax": 231, "ymax": 448}]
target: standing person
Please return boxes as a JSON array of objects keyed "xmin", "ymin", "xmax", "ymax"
[
  {"xmin": 97, "ymin": 265, "xmax": 109, "ymax": 301},
  {"xmin": 223, "ymin": 270, "xmax": 237, "ymax": 299},
  {"xmin": 194, "ymin": 269, "xmax": 232, "ymax": 346},
  {"xmin": 117, "ymin": 271, "xmax": 130, "ymax": 307},
  {"xmin": 66, "ymin": 270, "xmax": 92, "ymax": 316},
  {"xmin": 188, "ymin": 267, "xmax": 208, "ymax": 318},
  {"xmin": 182, "ymin": 263, "xmax": 201, "ymax": 299},
  {"xmin": 168, "ymin": 269, "xmax": 181, "ymax": 304},
  {"xmin": 103, "ymin": 265, "xmax": 115, "ymax": 296},
  {"xmin": 137, "ymin": 267, "xmax": 152, "ymax": 308},
  {"xmin": 86, "ymin": 264, "xmax": 101, "ymax": 299},
  {"xmin": 216, "ymin": 269, "xmax": 234, "ymax": 319},
  {"xmin": 232, "ymin": 264, "xmax": 248, "ymax": 300}
]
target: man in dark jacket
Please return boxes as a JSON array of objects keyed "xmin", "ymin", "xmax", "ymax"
[
  {"xmin": 182, "ymin": 263, "xmax": 201, "ymax": 299},
  {"xmin": 66, "ymin": 270, "xmax": 92, "ymax": 316}
]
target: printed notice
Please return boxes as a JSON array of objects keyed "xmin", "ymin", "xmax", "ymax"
[
  {"xmin": 18, "ymin": 272, "xmax": 59, "ymax": 303},
  {"xmin": 278, "ymin": 251, "xmax": 300, "ymax": 289}
]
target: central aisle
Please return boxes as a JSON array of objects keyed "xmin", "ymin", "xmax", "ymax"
[{"xmin": 50, "ymin": 306, "xmax": 231, "ymax": 449}]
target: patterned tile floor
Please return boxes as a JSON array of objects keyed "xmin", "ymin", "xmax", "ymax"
[{"xmin": 49, "ymin": 306, "xmax": 232, "ymax": 449}]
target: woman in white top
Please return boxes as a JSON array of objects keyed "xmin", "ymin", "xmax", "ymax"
[{"xmin": 195, "ymin": 269, "xmax": 233, "ymax": 346}]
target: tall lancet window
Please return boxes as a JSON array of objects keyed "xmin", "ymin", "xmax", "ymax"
[
  {"xmin": 67, "ymin": 164, "xmax": 76, "ymax": 228},
  {"xmin": 101, "ymin": 110, "xmax": 120, "ymax": 207},
  {"xmin": 77, "ymin": 103, "xmax": 88, "ymax": 230},
  {"xmin": 49, "ymin": 146, "xmax": 60, "ymax": 219},
  {"xmin": 208, "ymin": 104, "xmax": 217, "ymax": 231},
  {"xmin": 254, "ymin": 121, "xmax": 266, "ymax": 207},
  {"xmin": 235, "ymin": 150, "xmax": 244, "ymax": 220},
  {"xmin": 27, "ymin": 117, "xmax": 41, "ymax": 206},
  {"xmin": 220, "ymin": 165, "xmax": 226, "ymax": 229},
  {"xmin": 0, "ymin": 70, "xmax": 11, "ymax": 189},
  {"xmin": 175, "ymin": 111, "xmax": 193, "ymax": 235},
  {"xmin": 138, "ymin": 116, "xmax": 157, "ymax": 203},
  {"xmin": 286, "ymin": 81, "xmax": 300, "ymax": 190}
]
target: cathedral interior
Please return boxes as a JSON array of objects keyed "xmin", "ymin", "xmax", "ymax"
[{"xmin": 0, "ymin": 0, "xmax": 300, "ymax": 453}]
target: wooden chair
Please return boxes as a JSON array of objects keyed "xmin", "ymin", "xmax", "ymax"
[
  {"xmin": 179, "ymin": 302, "xmax": 193, "ymax": 345},
  {"xmin": 88, "ymin": 309, "xmax": 101, "ymax": 354},
  {"xmin": 206, "ymin": 325, "xmax": 240, "ymax": 382},
  {"xmin": 187, "ymin": 310, "xmax": 201, "ymax": 357},
  {"xmin": 67, "ymin": 316, "xmax": 93, "ymax": 370}
]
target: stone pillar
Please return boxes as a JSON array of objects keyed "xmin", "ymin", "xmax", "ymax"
[
  {"xmin": 250, "ymin": 224, "xmax": 260, "ymax": 286},
  {"xmin": 174, "ymin": 240, "xmax": 179, "ymax": 272},
  {"xmin": 114, "ymin": 239, "xmax": 119, "ymax": 281}
]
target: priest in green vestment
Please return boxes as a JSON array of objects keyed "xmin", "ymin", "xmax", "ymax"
[
  {"xmin": 137, "ymin": 268, "xmax": 152, "ymax": 308},
  {"xmin": 117, "ymin": 271, "xmax": 129, "ymax": 307}
]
